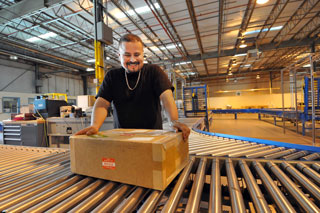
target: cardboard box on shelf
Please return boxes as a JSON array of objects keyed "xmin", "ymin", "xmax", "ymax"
[{"xmin": 70, "ymin": 129, "xmax": 189, "ymax": 190}]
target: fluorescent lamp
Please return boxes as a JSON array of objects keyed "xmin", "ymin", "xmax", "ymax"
[
  {"xmin": 106, "ymin": 57, "xmax": 110, "ymax": 60},
  {"xmin": 175, "ymin": 61, "xmax": 191, "ymax": 66},
  {"xmin": 10, "ymin": 55, "xmax": 18, "ymax": 60},
  {"xmin": 244, "ymin": 26, "xmax": 283, "ymax": 35},
  {"xmin": 257, "ymin": 0, "xmax": 269, "ymax": 4},
  {"xmin": 234, "ymin": 53, "xmax": 247, "ymax": 57},
  {"xmin": 87, "ymin": 59, "xmax": 95, "ymax": 63},
  {"xmin": 228, "ymin": 72, "xmax": 233, "ymax": 76},
  {"xmin": 303, "ymin": 64, "xmax": 311, "ymax": 67},
  {"xmin": 256, "ymin": 74, "xmax": 260, "ymax": 79},
  {"xmin": 114, "ymin": 3, "xmax": 160, "ymax": 19},
  {"xmin": 160, "ymin": 43, "xmax": 181, "ymax": 50},
  {"xmin": 26, "ymin": 32, "xmax": 57, "ymax": 42},
  {"xmin": 244, "ymin": 64, "xmax": 251, "ymax": 67},
  {"xmin": 86, "ymin": 68, "xmax": 94, "ymax": 71}
]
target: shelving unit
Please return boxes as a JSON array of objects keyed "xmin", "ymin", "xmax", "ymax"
[{"xmin": 183, "ymin": 85, "xmax": 208, "ymax": 118}]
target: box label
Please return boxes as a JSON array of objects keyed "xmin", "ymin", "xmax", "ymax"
[{"xmin": 102, "ymin": 158, "xmax": 116, "ymax": 170}]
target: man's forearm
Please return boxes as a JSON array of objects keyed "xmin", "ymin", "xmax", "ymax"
[{"xmin": 90, "ymin": 97, "xmax": 110, "ymax": 130}]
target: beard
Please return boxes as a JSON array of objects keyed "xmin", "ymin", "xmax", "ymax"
[{"xmin": 126, "ymin": 61, "xmax": 140, "ymax": 73}]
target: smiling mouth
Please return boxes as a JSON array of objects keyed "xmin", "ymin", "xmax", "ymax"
[{"xmin": 127, "ymin": 62, "xmax": 140, "ymax": 66}]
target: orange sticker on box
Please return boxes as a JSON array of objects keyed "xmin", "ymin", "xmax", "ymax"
[{"xmin": 102, "ymin": 158, "xmax": 116, "ymax": 170}]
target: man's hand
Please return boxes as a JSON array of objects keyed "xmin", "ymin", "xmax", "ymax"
[
  {"xmin": 172, "ymin": 121, "xmax": 190, "ymax": 141},
  {"xmin": 74, "ymin": 125, "xmax": 99, "ymax": 135}
]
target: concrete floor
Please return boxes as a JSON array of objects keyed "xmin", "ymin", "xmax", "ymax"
[{"xmin": 209, "ymin": 114, "xmax": 320, "ymax": 147}]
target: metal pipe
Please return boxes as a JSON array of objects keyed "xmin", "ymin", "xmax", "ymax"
[
  {"xmin": 209, "ymin": 158, "xmax": 221, "ymax": 213},
  {"xmin": 252, "ymin": 161, "xmax": 296, "ymax": 212},
  {"xmin": 0, "ymin": 171, "xmax": 72, "ymax": 211},
  {"xmin": 246, "ymin": 147, "xmax": 285, "ymax": 158},
  {"xmin": 282, "ymin": 151, "xmax": 309, "ymax": 160},
  {"xmin": 161, "ymin": 158, "xmax": 195, "ymax": 212},
  {"xmin": 309, "ymin": 54, "xmax": 316, "ymax": 146},
  {"xmin": 266, "ymin": 162, "xmax": 320, "ymax": 212},
  {"xmin": 281, "ymin": 69, "xmax": 285, "ymax": 134},
  {"xmin": 114, "ymin": 187, "xmax": 147, "ymax": 213},
  {"xmin": 91, "ymin": 184, "xmax": 131, "ymax": 213},
  {"xmin": 138, "ymin": 190, "xmax": 162, "ymax": 213},
  {"xmin": 281, "ymin": 162, "xmax": 320, "ymax": 201},
  {"xmin": 301, "ymin": 153, "xmax": 320, "ymax": 161},
  {"xmin": 225, "ymin": 159, "xmax": 246, "ymax": 212},
  {"xmin": 239, "ymin": 160, "xmax": 270, "ymax": 213},
  {"xmin": 25, "ymin": 177, "xmax": 93, "ymax": 212},
  {"xmin": 311, "ymin": 163, "xmax": 320, "ymax": 172},
  {"xmin": 69, "ymin": 182, "xmax": 117, "ymax": 213},
  {"xmin": 264, "ymin": 149, "xmax": 296, "ymax": 159},
  {"xmin": 185, "ymin": 158, "xmax": 207, "ymax": 212},
  {"xmin": 6, "ymin": 175, "xmax": 83, "ymax": 212},
  {"xmin": 47, "ymin": 179, "xmax": 106, "ymax": 212},
  {"xmin": 296, "ymin": 163, "xmax": 320, "ymax": 185}
]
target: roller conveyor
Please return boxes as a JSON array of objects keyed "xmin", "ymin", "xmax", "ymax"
[{"xmin": 0, "ymin": 129, "xmax": 319, "ymax": 212}]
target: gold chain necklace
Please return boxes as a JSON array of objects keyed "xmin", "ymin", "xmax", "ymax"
[{"xmin": 125, "ymin": 70, "xmax": 141, "ymax": 90}]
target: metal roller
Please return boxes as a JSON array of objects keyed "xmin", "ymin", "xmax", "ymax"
[
  {"xmin": 246, "ymin": 147, "xmax": 285, "ymax": 158},
  {"xmin": 185, "ymin": 158, "xmax": 207, "ymax": 212},
  {"xmin": 228, "ymin": 145, "xmax": 274, "ymax": 158},
  {"xmin": 4, "ymin": 175, "xmax": 83, "ymax": 212},
  {"xmin": 69, "ymin": 182, "xmax": 117, "ymax": 213},
  {"xmin": 281, "ymin": 162, "xmax": 320, "ymax": 201},
  {"xmin": 91, "ymin": 184, "xmax": 131, "ymax": 213},
  {"xmin": 161, "ymin": 158, "xmax": 195, "ymax": 212},
  {"xmin": 209, "ymin": 158, "xmax": 221, "ymax": 213},
  {"xmin": 47, "ymin": 179, "xmax": 107, "ymax": 212},
  {"xmin": 138, "ymin": 190, "xmax": 162, "ymax": 213},
  {"xmin": 266, "ymin": 162, "xmax": 320, "ymax": 212},
  {"xmin": 114, "ymin": 187, "xmax": 147, "ymax": 213},
  {"xmin": 296, "ymin": 163, "xmax": 320, "ymax": 185},
  {"xmin": 301, "ymin": 153, "xmax": 320, "ymax": 161},
  {"xmin": 25, "ymin": 177, "xmax": 94, "ymax": 212},
  {"xmin": 311, "ymin": 163, "xmax": 320, "ymax": 172},
  {"xmin": 282, "ymin": 151, "xmax": 309, "ymax": 160},
  {"xmin": 264, "ymin": 149, "xmax": 296, "ymax": 159},
  {"xmin": 225, "ymin": 158, "xmax": 246, "ymax": 212},
  {"xmin": 239, "ymin": 160, "xmax": 270, "ymax": 213},
  {"xmin": 252, "ymin": 161, "xmax": 296, "ymax": 212}
]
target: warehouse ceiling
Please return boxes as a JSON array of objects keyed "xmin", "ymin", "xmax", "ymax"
[{"xmin": 0, "ymin": 0, "xmax": 320, "ymax": 81}]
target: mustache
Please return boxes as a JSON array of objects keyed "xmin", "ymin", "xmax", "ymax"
[{"xmin": 126, "ymin": 62, "xmax": 140, "ymax": 66}]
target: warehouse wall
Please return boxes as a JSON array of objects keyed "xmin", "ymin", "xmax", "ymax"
[
  {"xmin": 0, "ymin": 58, "xmax": 84, "ymax": 95},
  {"xmin": 207, "ymin": 93, "xmax": 299, "ymax": 109}
]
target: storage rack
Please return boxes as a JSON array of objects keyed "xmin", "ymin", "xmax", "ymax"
[{"xmin": 183, "ymin": 85, "xmax": 208, "ymax": 118}]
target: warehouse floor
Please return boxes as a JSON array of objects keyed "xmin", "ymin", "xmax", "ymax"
[{"xmin": 209, "ymin": 114, "xmax": 320, "ymax": 147}]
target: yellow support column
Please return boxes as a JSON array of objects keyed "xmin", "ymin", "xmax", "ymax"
[{"xmin": 94, "ymin": 40, "xmax": 105, "ymax": 94}]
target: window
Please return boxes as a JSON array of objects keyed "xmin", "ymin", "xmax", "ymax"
[
  {"xmin": 2, "ymin": 97, "xmax": 20, "ymax": 113},
  {"xmin": 28, "ymin": 98, "xmax": 35, "ymax": 105}
]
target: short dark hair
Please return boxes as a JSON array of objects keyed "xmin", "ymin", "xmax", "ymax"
[{"xmin": 119, "ymin": 34, "xmax": 143, "ymax": 48}]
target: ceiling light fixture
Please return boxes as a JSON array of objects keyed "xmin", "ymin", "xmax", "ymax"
[
  {"xmin": 257, "ymin": 0, "xmax": 269, "ymax": 4},
  {"xmin": 234, "ymin": 53, "xmax": 247, "ymax": 57},
  {"xmin": 228, "ymin": 72, "xmax": 233, "ymax": 76},
  {"xmin": 256, "ymin": 74, "xmax": 260, "ymax": 79},
  {"xmin": 26, "ymin": 32, "xmax": 57, "ymax": 42},
  {"xmin": 239, "ymin": 40, "xmax": 247, "ymax": 48},
  {"xmin": 113, "ymin": 3, "xmax": 160, "ymax": 19},
  {"xmin": 9, "ymin": 55, "xmax": 18, "ymax": 60},
  {"xmin": 232, "ymin": 59, "xmax": 237, "ymax": 65},
  {"xmin": 86, "ymin": 68, "xmax": 94, "ymax": 71},
  {"xmin": 87, "ymin": 59, "xmax": 95, "ymax": 63}
]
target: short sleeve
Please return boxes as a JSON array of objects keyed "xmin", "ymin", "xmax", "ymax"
[
  {"xmin": 96, "ymin": 71, "xmax": 113, "ymax": 102},
  {"xmin": 152, "ymin": 65, "xmax": 174, "ymax": 97}
]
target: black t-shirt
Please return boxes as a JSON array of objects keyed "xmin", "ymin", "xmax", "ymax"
[{"xmin": 96, "ymin": 64, "xmax": 174, "ymax": 129}]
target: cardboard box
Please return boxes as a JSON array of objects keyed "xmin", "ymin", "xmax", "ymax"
[
  {"xmin": 70, "ymin": 129, "xmax": 189, "ymax": 190},
  {"xmin": 77, "ymin": 95, "xmax": 95, "ymax": 110}
]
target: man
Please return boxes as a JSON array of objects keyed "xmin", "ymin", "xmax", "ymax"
[{"xmin": 76, "ymin": 34, "xmax": 190, "ymax": 140}]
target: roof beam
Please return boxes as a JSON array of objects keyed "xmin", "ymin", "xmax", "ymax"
[
  {"xmin": 186, "ymin": 0, "xmax": 209, "ymax": 75},
  {"xmin": 0, "ymin": 0, "xmax": 64, "ymax": 24},
  {"xmin": 166, "ymin": 37, "xmax": 320, "ymax": 63}
]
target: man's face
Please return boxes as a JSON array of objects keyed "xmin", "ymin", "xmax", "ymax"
[{"xmin": 119, "ymin": 41, "xmax": 144, "ymax": 73}]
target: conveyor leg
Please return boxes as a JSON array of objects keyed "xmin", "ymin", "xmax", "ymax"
[
  {"xmin": 258, "ymin": 113, "xmax": 261, "ymax": 120},
  {"xmin": 274, "ymin": 117, "xmax": 276, "ymax": 125},
  {"xmin": 302, "ymin": 121, "xmax": 305, "ymax": 136},
  {"xmin": 235, "ymin": 113, "xmax": 237, "ymax": 120}
]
